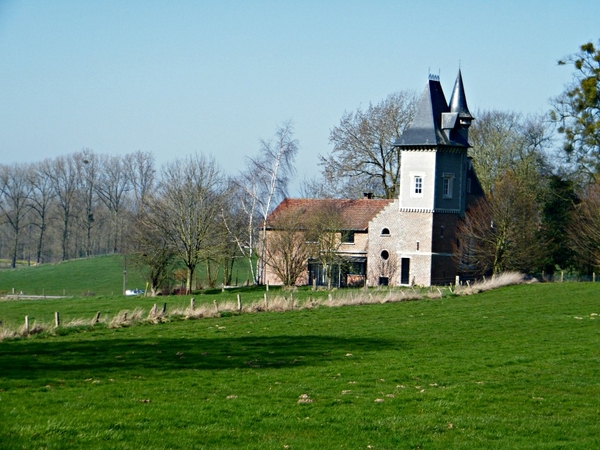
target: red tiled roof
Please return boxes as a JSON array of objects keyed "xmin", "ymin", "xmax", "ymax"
[{"xmin": 265, "ymin": 198, "xmax": 393, "ymax": 231}]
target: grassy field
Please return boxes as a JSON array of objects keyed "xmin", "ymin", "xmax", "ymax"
[
  {"xmin": 1, "ymin": 281, "xmax": 600, "ymax": 448},
  {"xmin": 0, "ymin": 254, "xmax": 254, "ymax": 297}
]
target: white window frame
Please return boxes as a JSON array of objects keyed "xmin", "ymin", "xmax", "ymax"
[{"xmin": 415, "ymin": 176, "xmax": 423, "ymax": 194}]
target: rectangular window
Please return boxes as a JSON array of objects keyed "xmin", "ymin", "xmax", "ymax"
[
  {"xmin": 467, "ymin": 178, "xmax": 472, "ymax": 194},
  {"xmin": 341, "ymin": 230, "xmax": 355, "ymax": 244},
  {"xmin": 443, "ymin": 173, "xmax": 454, "ymax": 199},
  {"xmin": 414, "ymin": 176, "xmax": 422, "ymax": 194}
]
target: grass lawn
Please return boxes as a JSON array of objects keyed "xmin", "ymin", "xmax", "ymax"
[
  {"xmin": 1, "ymin": 282, "xmax": 600, "ymax": 448},
  {"xmin": 0, "ymin": 254, "xmax": 254, "ymax": 297}
]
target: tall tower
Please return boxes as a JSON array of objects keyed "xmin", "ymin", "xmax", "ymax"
[{"xmin": 393, "ymin": 71, "xmax": 475, "ymax": 285}]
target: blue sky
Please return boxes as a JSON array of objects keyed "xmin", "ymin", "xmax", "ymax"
[{"xmin": 1, "ymin": 1, "xmax": 598, "ymax": 194}]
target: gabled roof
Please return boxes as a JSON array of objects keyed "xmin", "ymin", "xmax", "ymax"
[{"xmin": 266, "ymin": 198, "xmax": 393, "ymax": 231}]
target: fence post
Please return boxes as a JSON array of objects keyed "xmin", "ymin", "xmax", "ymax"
[
  {"xmin": 213, "ymin": 300, "xmax": 219, "ymax": 314},
  {"xmin": 161, "ymin": 303, "xmax": 167, "ymax": 315},
  {"xmin": 560, "ymin": 271, "xmax": 564, "ymax": 283},
  {"xmin": 93, "ymin": 311, "xmax": 101, "ymax": 324},
  {"xmin": 190, "ymin": 298, "xmax": 195, "ymax": 311},
  {"xmin": 237, "ymin": 294, "xmax": 242, "ymax": 312},
  {"xmin": 54, "ymin": 312, "xmax": 60, "ymax": 328},
  {"xmin": 24, "ymin": 315, "xmax": 29, "ymax": 334}
]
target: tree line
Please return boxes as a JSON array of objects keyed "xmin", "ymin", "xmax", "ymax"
[
  {"xmin": 0, "ymin": 122, "xmax": 298, "ymax": 294},
  {"xmin": 2, "ymin": 41, "xmax": 599, "ymax": 287}
]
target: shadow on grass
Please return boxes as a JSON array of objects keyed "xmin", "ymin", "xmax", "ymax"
[{"xmin": 0, "ymin": 334, "xmax": 403, "ymax": 380}]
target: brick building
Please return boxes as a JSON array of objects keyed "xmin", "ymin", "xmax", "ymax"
[{"xmin": 263, "ymin": 71, "xmax": 483, "ymax": 287}]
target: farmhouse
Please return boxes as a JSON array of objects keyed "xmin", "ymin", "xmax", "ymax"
[{"xmin": 263, "ymin": 71, "xmax": 484, "ymax": 287}]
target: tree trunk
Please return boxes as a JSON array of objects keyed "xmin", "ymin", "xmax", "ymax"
[{"xmin": 186, "ymin": 266, "xmax": 194, "ymax": 294}]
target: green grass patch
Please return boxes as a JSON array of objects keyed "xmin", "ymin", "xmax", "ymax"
[
  {"xmin": 0, "ymin": 254, "xmax": 254, "ymax": 297},
  {"xmin": 1, "ymin": 282, "xmax": 600, "ymax": 448}
]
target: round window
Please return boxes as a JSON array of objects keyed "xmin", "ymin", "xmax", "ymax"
[{"xmin": 380, "ymin": 250, "xmax": 389, "ymax": 260}]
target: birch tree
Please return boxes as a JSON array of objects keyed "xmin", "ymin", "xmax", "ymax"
[{"xmin": 236, "ymin": 121, "xmax": 298, "ymax": 284}]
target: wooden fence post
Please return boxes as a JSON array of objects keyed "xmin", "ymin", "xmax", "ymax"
[
  {"xmin": 93, "ymin": 311, "xmax": 101, "ymax": 324},
  {"xmin": 54, "ymin": 312, "xmax": 60, "ymax": 328},
  {"xmin": 190, "ymin": 298, "xmax": 195, "ymax": 310},
  {"xmin": 161, "ymin": 303, "xmax": 167, "ymax": 315},
  {"xmin": 24, "ymin": 315, "xmax": 29, "ymax": 334},
  {"xmin": 213, "ymin": 300, "xmax": 219, "ymax": 314},
  {"xmin": 237, "ymin": 294, "xmax": 242, "ymax": 312},
  {"xmin": 560, "ymin": 271, "xmax": 564, "ymax": 282}
]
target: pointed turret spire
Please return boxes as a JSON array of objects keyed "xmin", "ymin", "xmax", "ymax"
[{"xmin": 449, "ymin": 70, "xmax": 473, "ymax": 123}]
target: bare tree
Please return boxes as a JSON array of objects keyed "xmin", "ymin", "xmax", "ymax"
[
  {"xmin": 145, "ymin": 154, "xmax": 225, "ymax": 294},
  {"xmin": 263, "ymin": 207, "xmax": 311, "ymax": 286},
  {"xmin": 73, "ymin": 149, "xmax": 99, "ymax": 257},
  {"xmin": 239, "ymin": 121, "xmax": 299, "ymax": 284},
  {"xmin": 455, "ymin": 171, "xmax": 545, "ymax": 276},
  {"xmin": 125, "ymin": 150, "xmax": 155, "ymax": 216},
  {"xmin": 469, "ymin": 110, "xmax": 553, "ymax": 195},
  {"xmin": 305, "ymin": 202, "xmax": 344, "ymax": 289},
  {"xmin": 43, "ymin": 154, "xmax": 81, "ymax": 261},
  {"xmin": 28, "ymin": 160, "xmax": 56, "ymax": 263},
  {"xmin": 95, "ymin": 154, "xmax": 132, "ymax": 253},
  {"xmin": 321, "ymin": 91, "xmax": 418, "ymax": 199},
  {"xmin": 568, "ymin": 180, "xmax": 600, "ymax": 273},
  {"xmin": 131, "ymin": 211, "xmax": 176, "ymax": 296},
  {"xmin": 0, "ymin": 163, "xmax": 33, "ymax": 268}
]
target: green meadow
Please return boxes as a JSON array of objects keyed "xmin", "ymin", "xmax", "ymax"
[
  {"xmin": 1, "ymin": 260, "xmax": 600, "ymax": 448},
  {"xmin": 0, "ymin": 254, "xmax": 254, "ymax": 297}
]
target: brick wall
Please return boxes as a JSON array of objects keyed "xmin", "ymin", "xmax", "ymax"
[{"xmin": 367, "ymin": 200, "xmax": 401, "ymax": 286}]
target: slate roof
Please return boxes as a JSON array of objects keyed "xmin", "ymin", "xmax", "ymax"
[
  {"xmin": 394, "ymin": 72, "xmax": 471, "ymax": 148},
  {"xmin": 449, "ymin": 69, "xmax": 473, "ymax": 121},
  {"xmin": 265, "ymin": 198, "xmax": 393, "ymax": 231}
]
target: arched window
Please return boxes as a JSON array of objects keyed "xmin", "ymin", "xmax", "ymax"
[
  {"xmin": 381, "ymin": 228, "xmax": 390, "ymax": 236},
  {"xmin": 380, "ymin": 250, "xmax": 389, "ymax": 260}
]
